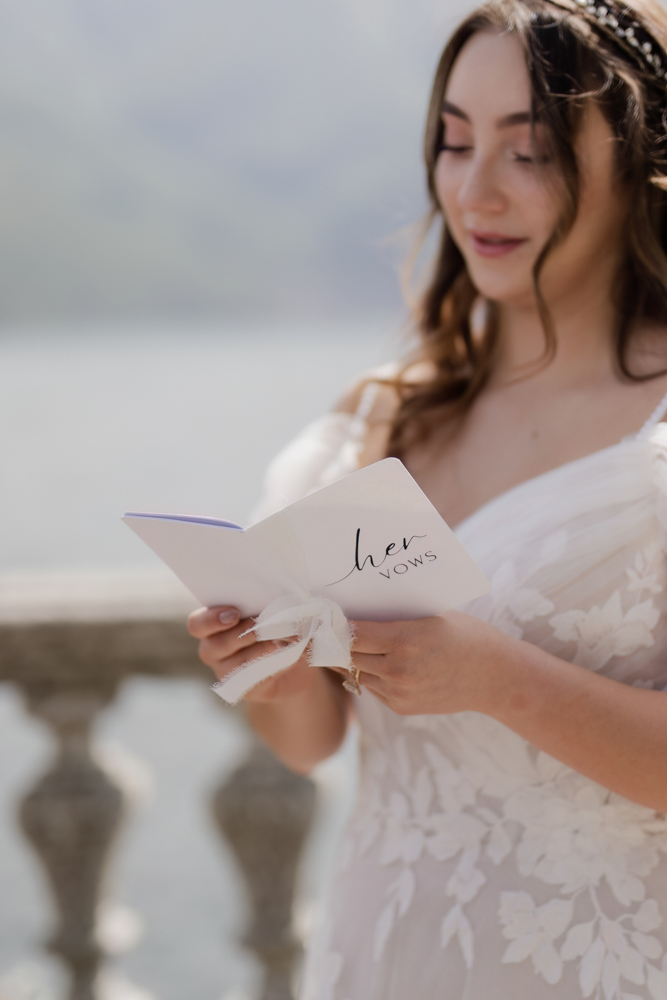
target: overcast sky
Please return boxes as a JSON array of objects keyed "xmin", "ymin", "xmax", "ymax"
[{"xmin": 0, "ymin": 0, "xmax": 480, "ymax": 325}]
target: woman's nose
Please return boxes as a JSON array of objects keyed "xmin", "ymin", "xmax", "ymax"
[{"xmin": 457, "ymin": 155, "xmax": 506, "ymax": 214}]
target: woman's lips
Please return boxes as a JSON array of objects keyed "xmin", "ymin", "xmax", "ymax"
[{"xmin": 469, "ymin": 231, "xmax": 527, "ymax": 258}]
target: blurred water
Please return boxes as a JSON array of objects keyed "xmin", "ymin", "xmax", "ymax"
[
  {"xmin": 0, "ymin": 322, "xmax": 402, "ymax": 571},
  {"xmin": 0, "ymin": 324, "xmax": 391, "ymax": 999}
]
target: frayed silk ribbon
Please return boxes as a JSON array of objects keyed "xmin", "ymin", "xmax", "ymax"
[{"xmin": 212, "ymin": 593, "xmax": 354, "ymax": 705}]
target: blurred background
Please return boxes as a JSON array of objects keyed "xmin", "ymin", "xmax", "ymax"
[{"xmin": 0, "ymin": 1, "xmax": 479, "ymax": 998}]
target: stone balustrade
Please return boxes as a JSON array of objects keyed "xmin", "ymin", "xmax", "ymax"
[{"xmin": 0, "ymin": 573, "xmax": 317, "ymax": 1000}]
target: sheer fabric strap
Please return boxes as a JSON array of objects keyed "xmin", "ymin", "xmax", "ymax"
[
  {"xmin": 347, "ymin": 380, "xmax": 380, "ymax": 444},
  {"xmin": 636, "ymin": 386, "xmax": 667, "ymax": 439}
]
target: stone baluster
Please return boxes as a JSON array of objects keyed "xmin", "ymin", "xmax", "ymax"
[
  {"xmin": 0, "ymin": 573, "xmax": 319, "ymax": 1000},
  {"xmin": 212, "ymin": 740, "xmax": 316, "ymax": 1000},
  {"xmin": 19, "ymin": 686, "xmax": 124, "ymax": 1000}
]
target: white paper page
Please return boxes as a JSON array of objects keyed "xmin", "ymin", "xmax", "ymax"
[
  {"xmin": 123, "ymin": 459, "xmax": 489, "ymax": 620},
  {"xmin": 121, "ymin": 516, "xmax": 283, "ymax": 618}
]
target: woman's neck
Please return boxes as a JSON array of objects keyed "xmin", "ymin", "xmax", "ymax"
[{"xmin": 492, "ymin": 278, "xmax": 619, "ymax": 389}]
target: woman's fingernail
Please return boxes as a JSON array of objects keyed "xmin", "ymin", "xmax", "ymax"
[{"xmin": 219, "ymin": 609, "xmax": 239, "ymax": 625}]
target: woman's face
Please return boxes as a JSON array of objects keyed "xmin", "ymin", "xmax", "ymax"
[{"xmin": 435, "ymin": 30, "xmax": 627, "ymax": 309}]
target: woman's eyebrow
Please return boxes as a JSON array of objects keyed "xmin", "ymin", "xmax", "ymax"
[
  {"xmin": 498, "ymin": 110, "xmax": 532, "ymax": 128},
  {"xmin": 441, "ymin": 101, "xmax": 470, "ymax": 121},
  {"xmin": 441, "ymin": 102, "xmax": 532, "ymax": 129}
]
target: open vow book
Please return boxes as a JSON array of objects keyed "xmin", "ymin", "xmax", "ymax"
[{"xmin": 123, "ymin": 458, "xmax": 490, "ymax": 703}]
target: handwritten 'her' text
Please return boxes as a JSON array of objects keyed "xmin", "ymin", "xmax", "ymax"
[{"xmin": 326, "ymin": 529, "xmax": 432, "ymax": 585}]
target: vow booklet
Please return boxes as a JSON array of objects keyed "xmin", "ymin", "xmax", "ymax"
[
  {"xmin": 123, "ymin": 458, "xmax": 490, "ymax": 701},
  {"xmin": 123, "ymin": 458, "xmax": 489, "ymax": 619}
]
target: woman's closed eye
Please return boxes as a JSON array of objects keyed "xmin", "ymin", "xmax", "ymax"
[{"xmin": 440, "ymin": 142, "xmax": 535, "ymax": 163}]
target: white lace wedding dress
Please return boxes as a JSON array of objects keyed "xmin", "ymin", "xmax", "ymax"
[{"xmin": 253, "ymin": 387, "xmax": 667, "ymax": 1000}]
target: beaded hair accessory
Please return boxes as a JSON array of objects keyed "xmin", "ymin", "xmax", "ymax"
[{"xmin": 547, "ymin": 0, "xmax": 667, "ymax": 82}]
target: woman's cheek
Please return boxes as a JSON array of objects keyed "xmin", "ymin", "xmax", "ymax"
[
  {"xmin": 434, "ymin": 169, "xmax": 466, "ymax": 243},
  {"xmin": 434, "ymin": 154, "xmax": 460, "ymax": 210},
  {"xmin": 510, "ymin": 170, "xmax": 561, "ymax": 244}
]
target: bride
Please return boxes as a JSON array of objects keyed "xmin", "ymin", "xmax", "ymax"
[{"xmin": 190, "ymin": 0, "xmax": 667, "ymax": 996}]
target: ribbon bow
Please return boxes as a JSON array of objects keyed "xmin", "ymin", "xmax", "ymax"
[{"xmin": 212, "ymin": 593, "xmax": 354, "ymax": 704}]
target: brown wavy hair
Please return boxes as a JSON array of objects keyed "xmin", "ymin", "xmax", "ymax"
[{"xmin": 388, "ymin": 0, "xmax": 667, "ymax": 457}]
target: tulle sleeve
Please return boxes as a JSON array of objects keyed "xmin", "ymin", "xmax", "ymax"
[
  {"xmin": 649, "ymin": 423, "xmax": 667, "ymax": 552},
  {"xmin": 249, "ymin": 382, "xmax": 381, "ymax": 522},
  {"xmin": 248, "ymin": 412, "xmax": 360, "ymax": 523}
]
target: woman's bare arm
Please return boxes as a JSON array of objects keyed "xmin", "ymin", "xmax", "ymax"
[
  {"xmin": 487, "ymin": 629, "xmax": 667, "ymax": 810},
  {"xmin": 244, "ymin": 667, "xmax": 350, "ymax": 774}
]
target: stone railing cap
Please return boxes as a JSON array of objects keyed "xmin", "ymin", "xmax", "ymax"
[{"xmin": 0, "ymin": 570, "xmax": 197, "ymax": 624}]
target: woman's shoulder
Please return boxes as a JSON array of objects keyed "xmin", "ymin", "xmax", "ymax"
[
  {"xmin": 251, "ymin": 359, "xmax": 435, "ymax": 519},
  {"xmin": 333, "ymin": 360, "xmax": 435, "ymax": 419},
  {"xmin": 333, "ymin": 360, "xmax": 435, "ymax": 466}
]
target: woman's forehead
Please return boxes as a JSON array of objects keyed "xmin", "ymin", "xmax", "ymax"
[{"xmin": 444, "ymin": 31, "xmax": 531, "ymax": 124}]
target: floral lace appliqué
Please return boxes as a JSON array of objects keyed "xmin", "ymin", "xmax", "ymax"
[
  {"xmin": 326, "ymin": 536, "xmax": 667, "ymax": 998},
  {"xmin": 549, "ymin": 543, "xmax": 663, "ymax": 671},
  {"xmin": 487, "ymin": 555, "xmax": 556, "ymax": 639},
  {"xmin": 349, "ymin": 724, "xmax": 667, "ymax": 999},
  {"xmin": 499, "ymin": 891, "xmax": 667, "ymax": 999}
]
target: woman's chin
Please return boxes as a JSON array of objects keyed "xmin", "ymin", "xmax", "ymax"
[{"xmin": 467, "ymin": 271, "xmax": 536, "ymax": 309}]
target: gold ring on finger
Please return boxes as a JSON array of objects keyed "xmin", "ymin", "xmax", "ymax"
[{"xmin": 342, "ymin": 666, "xmax": 362, "ymax": 696}]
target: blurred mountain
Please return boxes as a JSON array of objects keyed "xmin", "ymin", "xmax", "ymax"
[{"xmin": 0, "ymin": 0, "xmax": 476, "ymax": 324}]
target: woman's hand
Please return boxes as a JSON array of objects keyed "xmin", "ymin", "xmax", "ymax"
[
  {"xmin": 349, "ymin": 611, "xmax": 515, "ymax": 716},
  {"xmin": 187, "ymin": 605, "xmax": 319, "ymax": 703},
  {"xmin": 188, "ymin": 604, "xmax": 352, "ymax": 773}
]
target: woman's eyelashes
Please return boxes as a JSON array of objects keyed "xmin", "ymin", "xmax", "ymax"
[
  {"xmin": 440, "ymin": 141, "xmax": 535, "ymax": 163},
  {"xmin": 440, "ymin": 119, "xmax": 542, "ymax": 165}
]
